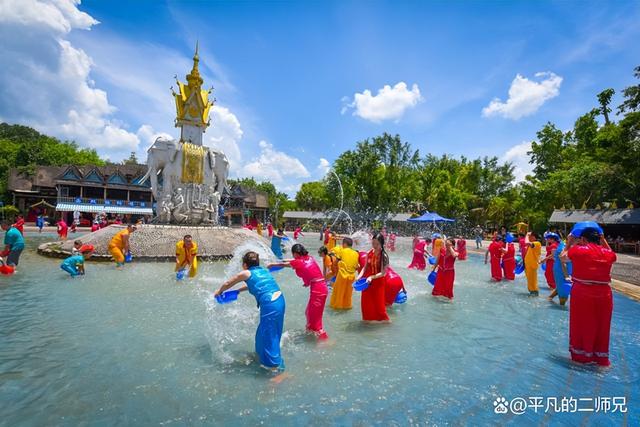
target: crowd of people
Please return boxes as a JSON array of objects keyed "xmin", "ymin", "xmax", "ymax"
[{"xmin": 0, "ymin": 215, "xmax": 621, "ymax": 372}]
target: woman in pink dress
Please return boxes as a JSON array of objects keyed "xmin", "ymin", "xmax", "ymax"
[{"xmin": 268, "ymin": 243, "xmax": 328, "ymax": 339}]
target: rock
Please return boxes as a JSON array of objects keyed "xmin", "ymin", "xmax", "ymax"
[{"xmin": 37, "ymin": 224, "xmax": 270, "ymax": 262}]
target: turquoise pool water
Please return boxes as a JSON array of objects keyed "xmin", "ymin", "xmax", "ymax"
[{"xmin": 1, "ymin": 233, "xmax": 638, "ymax": 426}]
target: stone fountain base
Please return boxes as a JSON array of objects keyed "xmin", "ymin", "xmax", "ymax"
[{"xmin": 37, "ymin": 224, "xmax": 270, "ymax": 262}]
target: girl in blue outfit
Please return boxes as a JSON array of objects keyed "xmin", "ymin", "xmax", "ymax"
[
  {"xmin": 548, "ymin": 238, "xmax": 573, "ymax": 305},
  {"xmin": 215, "ymin": 251, "xmax": 286, "ymax": 371},
  {"xmin": 60, "ymin": 245, "xmax": 93, "ymax": 277}
]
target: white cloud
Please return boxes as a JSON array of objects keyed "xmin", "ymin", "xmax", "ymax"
[
  {"xmin": 482, "ymin": 72, "xmax": 562, "ymax": 120},
  {"xmin": 207, "ymin": 105, "xmax": 243, "ymax": 169},
  {"xmin": 316, "ymin": 158, "xmax": 330, "ymax": 176},
  {"xmin": 0, "ymin": 0, "xmax": 142, "ymax": 157},
  {"xmin": 342, "ymin": 82, "xmax": 423, "ymax": 123},
  {"xmin": 501, "ymin": 141, "xmax": 533, "ymax": 182},
  {"xmin": 242, "ymin": 140, "xmax": 310, "ymax": 184}
]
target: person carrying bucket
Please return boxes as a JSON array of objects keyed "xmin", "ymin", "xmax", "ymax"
[
  {"xmin": 501, "ymin": 233, "xmax": 517, "ymax": 280},
  {"xmin": 175, "ymin": 234, "xmax": 198, "ymax": 279},
  {"xmin": 268, "ymin": 243, "xmax": 328, "ymax": 339},
  {"xmin": 1, "ymin": 220, "xmax": 25, "ymax": 268},
  {"xmin": 108, "ymin": 224, "xmax": 136, "ymax": 268},
  {"xmin": 562, "ymin": 222, "xmax": 616, "ymax": 366},
  {"xmin": 329, "ymin": 237, "xmax": 360, "ymax": 310},
  {"xmin": 432, "ymin": 237, "xmax": 458, "ymax": 300},
  {"xmin": 215, "ymin": 251, "xmax": 286, "ymax": 371},
  {"xmin": 356, "ymin": 233, "xmax": 390, "ymax": 322}
]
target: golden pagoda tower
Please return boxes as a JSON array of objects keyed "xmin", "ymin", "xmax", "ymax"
[{"xmin": 172, "ymin": 42, "xmax": 214, "ymax": 146}]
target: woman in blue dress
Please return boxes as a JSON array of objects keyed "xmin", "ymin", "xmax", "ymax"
[
  {"xmin": 215, "ymin": 251, "xmax": 286, "ymax": 371},
  {"xmin": 548, "ymin": 236, "xmax": 573, "ymax": 305}
]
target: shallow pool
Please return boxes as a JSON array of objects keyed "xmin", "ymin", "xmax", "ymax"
[{"xmin": 1, "ymin": 233, "xmax": 638, "ymax": 425}]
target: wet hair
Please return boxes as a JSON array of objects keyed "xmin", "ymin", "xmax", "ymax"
[
  {"xmin": 291, "ymin": 243, "xmax": 308, "ymax": 256},
  {"xmin": 582, "ymin": 228, "xmax": 601, "ymax": 243},
  {"xmin": 424, "ymin": 238, "xmax": 432, "ymax": 243},
  {"xmin": 74, "ymin": 240, "xmax": 82, "ymax": 246},
  {"xmin": 342, "ymin": 237, "xmax": 353, "ymax": 247},
  {"xmin": 242, "ymin": 251, "xmax": 260, "ymax": 268},
  {"xmin": 372, "ymin": 232, "xmax": 389, "ymax": 270},
  {"xmin": 529, "ymin": 232, "xmax": 538, "ymax": 239},
  {"xmin": 495, "ymin": 235, "xmax": 503, "ymax": 241},
  {"xmin": 183, "ymin": 234, "xmax": 192, "ymax": 239},
  {"xmin": 447, "ymin": 237, "xmax": 456, "ymax": 246},
  {"xmin": 318, "ymin": 246, "xmax": 328, "ymax": 256},
  {"xmin": 277, "ymin": 228, "xmax": 284, "ymax": 235}
]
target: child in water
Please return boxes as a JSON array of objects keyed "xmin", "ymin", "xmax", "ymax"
[
  {"xmin": 215, "ymin": 251, "xmax": 286, "ymax": 371},
  {"xmin": 268, "ymin": 244, "xmax": 329, "ymax": 339},
  {"xmin": 318, "ymin": 246, "xmax": 335, "ymax": 282},
  {"xmin": 60, "ymin": 245, "xmax": 94, "ymax": 277},
  {"xmin": 36, "ymin": 214, "xmax": 45, "ymax": 233},
  {"xmin": 72, "ymin": 240, "xmax": 83, "ymax": 255}
]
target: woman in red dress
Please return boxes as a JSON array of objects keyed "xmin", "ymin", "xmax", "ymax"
[
  {"xmin": 501, "ymin": 237, "xmax": 516, "ymax": 280},
  {"xmin": 357, "ymin": 232, "xmax": 390, "ymax": 322},
  {"xmin": 540, "ymin": 233, "xmax": 559, "ymax": 289},
  {"xmin": 564, "ymin": 225, "xmax": 617, "ymax": 366},
  {"xmin": 407, "ymin": 236, "xmax": 430, "ymax": 270},
  {"xmin": 484, "ymin": 236, "xmax": 504, "ymax": 281},
  {"xmin": 432, "ymin": 238, "xmax": 458, "ymax": 300},
  {"xmin": 456, "ymin": 237, "xmax": 467, "ymax": 261}
]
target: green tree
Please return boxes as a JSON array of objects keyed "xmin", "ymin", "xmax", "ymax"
[
  {"xmin": 295, "ymin": 181, "xmax": 330, "ymax": 211},
  {"xmin": 597, "ymin": 88, "xmax": 615, "ymax": 125},
  {"xmin": 618, "ymin": 65, "xmax": 640, "ymax": 114}
]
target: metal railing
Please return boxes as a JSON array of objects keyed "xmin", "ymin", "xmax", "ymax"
[{"xmin": 57, "ymin": 197, "xmax": 154, "ymax": 208}]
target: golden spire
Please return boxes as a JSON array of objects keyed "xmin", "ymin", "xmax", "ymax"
[
  {"xmin": 186, "ymin": 41, "xmax": 203, "ymax": 87},
  {"xmin": 173, "ymin": 41, "xmax": 213, "ymax": 130}
]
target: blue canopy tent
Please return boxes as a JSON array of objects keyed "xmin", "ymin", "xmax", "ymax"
[
  {"xmin": 407, "ymin": 211, "xmax": 455, "ymax": 235},
  {"xmin": 407, "ymin": 212, "xmax": 455, "ymax": 223}
]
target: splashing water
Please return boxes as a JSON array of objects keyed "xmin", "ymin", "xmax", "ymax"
[
  {"xmin": 199, "ymin": 238, "xmax": 276, "ymax": 364},
  {"xmin": 328, "ymin": 170, "xmax": 354, "ymax": 234}
]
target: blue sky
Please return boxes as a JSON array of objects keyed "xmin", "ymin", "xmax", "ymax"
[{"xmin": 1, "ymin": 0, "xmax": 639, "ymax": 195}]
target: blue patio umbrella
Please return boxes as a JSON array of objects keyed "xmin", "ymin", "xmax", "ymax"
[{"xmin": 407, "ymin": 211, "xmax": 455, "ymax": 223}]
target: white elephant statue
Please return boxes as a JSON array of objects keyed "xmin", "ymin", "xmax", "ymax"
[
  {"xmin": 140, "ymin": 137, "xmax": 180, "ymax": 201},
  {"xmin": 141, "ymin": 136, "xmax": 230, "ymax": 224}
]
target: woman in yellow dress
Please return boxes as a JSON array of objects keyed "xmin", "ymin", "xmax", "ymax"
[
  {"xmin": 108, "ymin": 224, "xmax": 136, "ymax": 267},
  {"xmin": 175, "ymin": 234, "xmax": 198, "ymax": 278},
  {"xmin": 329, "ymin": 237, "xmax": 360, "ymax": 310},
  {"xmin": 524, "ymin": 231, "xmax": 542, "ymax": 296}
]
